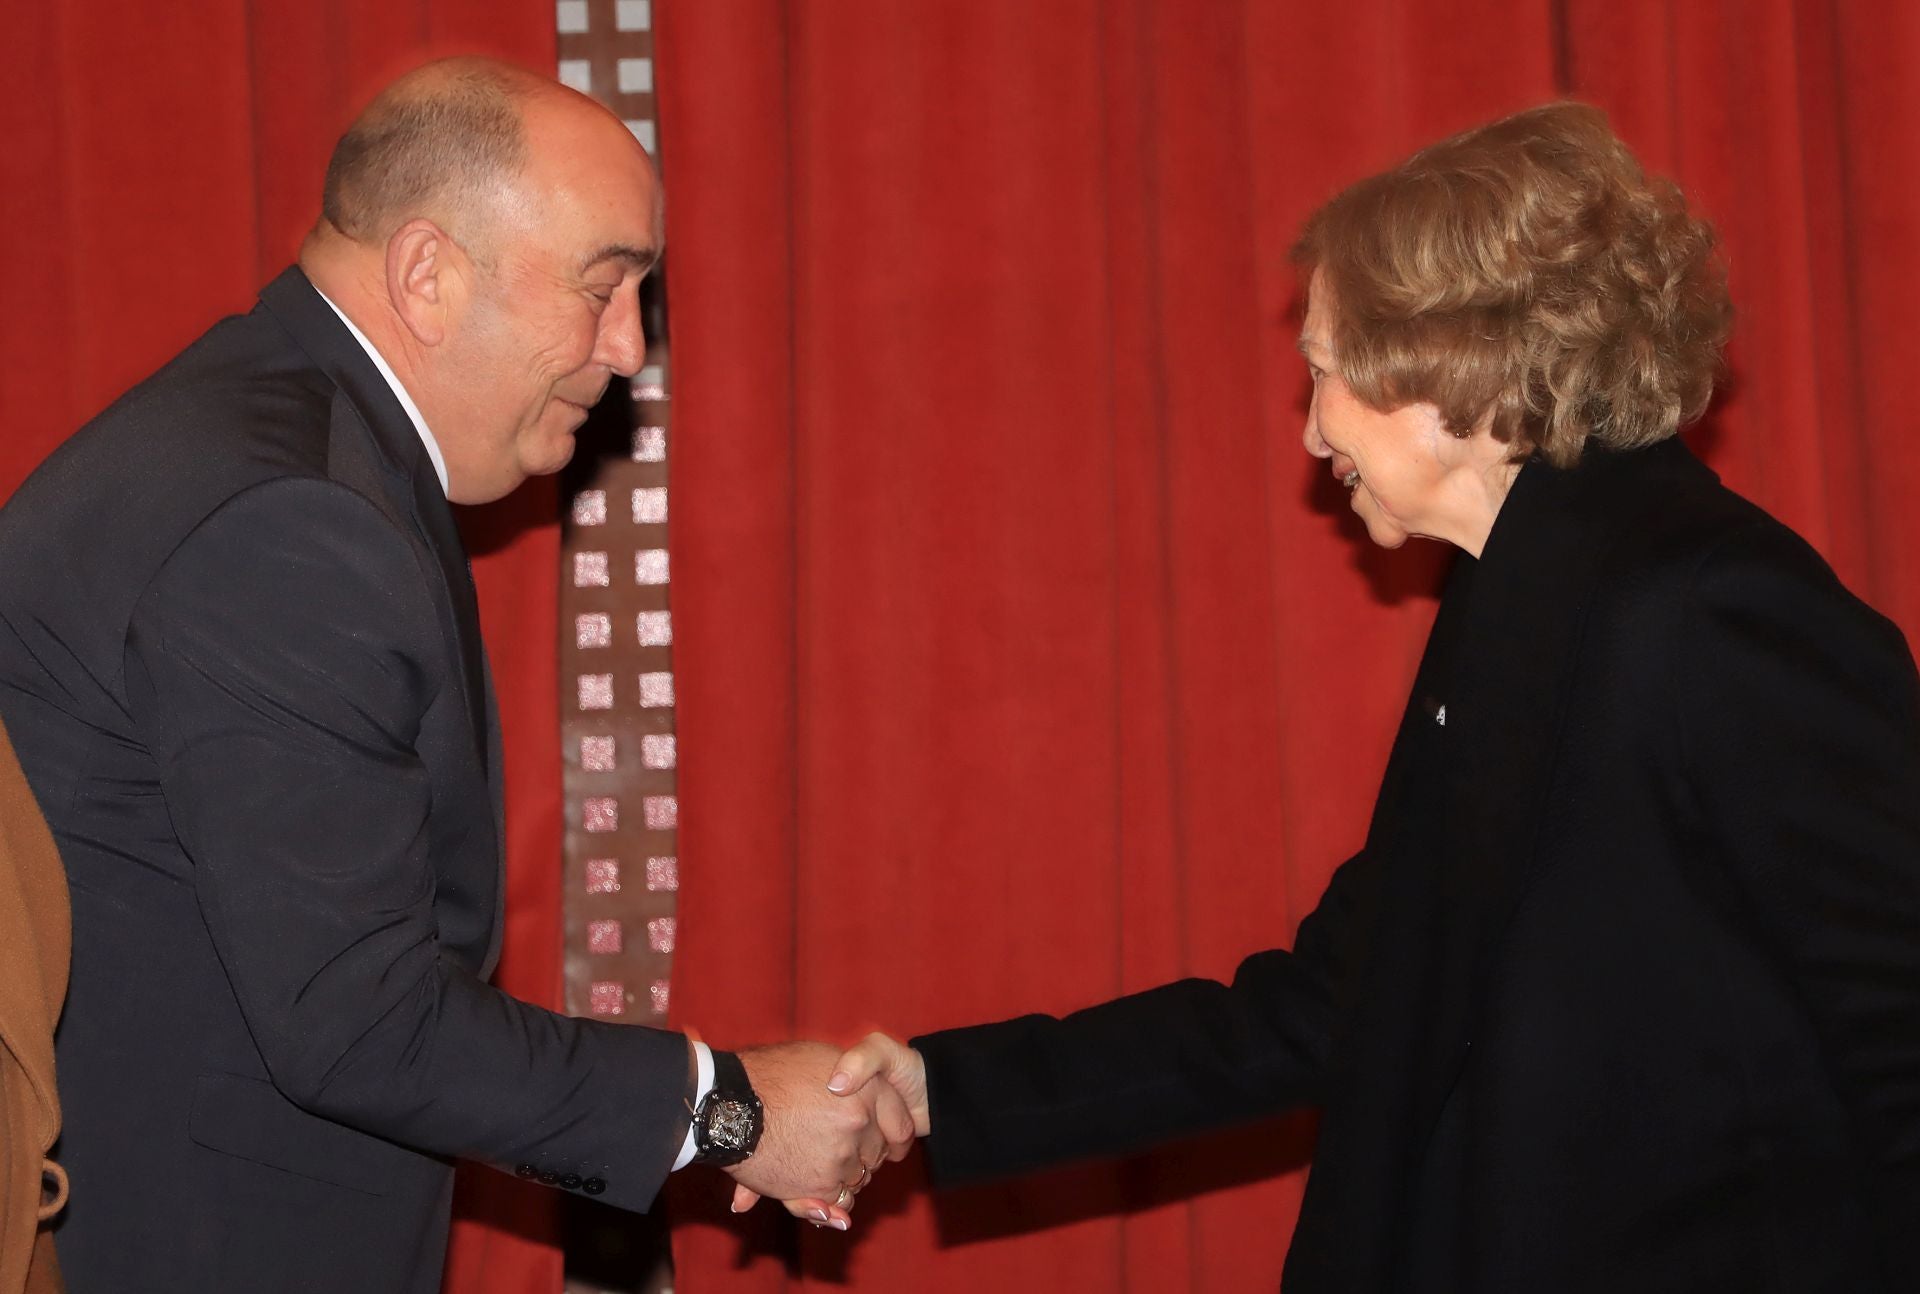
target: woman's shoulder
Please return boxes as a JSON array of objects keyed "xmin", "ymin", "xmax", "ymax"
[
  {"xmin": 1549, "ymin": 438, "xmax": 1908, "ymax": 663},
  {"xmin": 1586, "ymin": 439, "xmax": 1839, "ymax": 591},
  {"xmin": 1616, "ymin": 447, "xmax": 1912, "ymax": 671}
]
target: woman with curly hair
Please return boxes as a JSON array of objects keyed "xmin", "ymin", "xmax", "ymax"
[{"xmin": 801, "ymin": 103, "xmax": 1920, "ymax": 1291}]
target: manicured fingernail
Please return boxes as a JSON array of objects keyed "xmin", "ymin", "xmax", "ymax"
[
  {"xmin": 831, "ymin": 1218, "xmax": 850, "ymax": 1231},
  {"xmin": 807, "ymin": 1208, "xmax": 829, "ymax": 1223},
  {"xmin": 827, "ymin": 1071, "xmax": 851, "ymax": 1092}
]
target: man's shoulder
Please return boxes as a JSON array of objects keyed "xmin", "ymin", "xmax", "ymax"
[
  {"xmin": 85, "ymin": 302, "xmax": 337, "ymax": 483},
  {"xmin": 1, "ymin": 302, "xmax": 347, "ymax": 559},
  {"xmin": 0, "ymin": 300, "xmax": 411, "ymax": 706}
]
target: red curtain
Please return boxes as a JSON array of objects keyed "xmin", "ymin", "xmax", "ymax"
[
  {"xmin": 0, "ymin": 6, "xmax": 566, "ymax": 1293},
  {"xmin": 656, "ymin": 1, "xmax": 1920, "ymax": 1290}
]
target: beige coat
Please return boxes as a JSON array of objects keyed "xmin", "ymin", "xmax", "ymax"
[{"xmin": 0, "ymin": 717, "xmax": 66, "ymax": 1294}]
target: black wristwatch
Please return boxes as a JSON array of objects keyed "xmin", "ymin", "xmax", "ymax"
[{"xmin": 691, "ymin": 1049, "xmax": 763, "ymax": 1167}]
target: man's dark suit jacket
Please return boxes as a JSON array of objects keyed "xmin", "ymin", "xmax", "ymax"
[
  {"xmin": 0, "ymin": 269, "xmax": 691, "ymax": 1294},
  {"xmin": 916, "ymin": 438, "xmax": 1920, "ymax": 1292}
]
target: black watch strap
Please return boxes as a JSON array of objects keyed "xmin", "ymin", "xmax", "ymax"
[{"xmin": 691, "ymin": 1049, "xmax": 763, "ymax": 1167}]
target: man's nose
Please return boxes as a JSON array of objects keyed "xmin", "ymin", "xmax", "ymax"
[{"xmin": 595, "ymin": 289, "xmax": 647, "ymax": 378}]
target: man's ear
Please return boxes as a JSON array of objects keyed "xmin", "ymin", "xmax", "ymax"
[{"xmin": 385, "ymin": 218, "xmax": 462, "ymax": 347}]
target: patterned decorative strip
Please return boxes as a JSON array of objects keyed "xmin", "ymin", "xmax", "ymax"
[{"xmin": 552, "ymin": 2, "xmax": 677, "ymax": 1289}]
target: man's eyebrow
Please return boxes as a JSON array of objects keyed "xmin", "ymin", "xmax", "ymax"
[
  {"xmin": 1295, "ymin": 336, "xmax": 1325, "ymax": 357},
  {"xmin": 580, "ymin": 243, "xmax": 660, "ymax": 274}
]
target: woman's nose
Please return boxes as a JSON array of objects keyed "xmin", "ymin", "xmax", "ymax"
[{"xmin": 1302, "ymin": 403, "xmax": 1329, "ymax": 458}]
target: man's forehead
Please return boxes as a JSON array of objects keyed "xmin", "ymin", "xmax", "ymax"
[
  {"xmin": 522, "ymin": 98, "xmax": 657, "ymax": 190},
  {"xmin": 518, "ymin": 161, "xmax": 661, "ymax": 274}
]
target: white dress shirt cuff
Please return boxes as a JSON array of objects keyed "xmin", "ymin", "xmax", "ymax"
[{"xmin": 672, "ymin": 1040, "xmax": 716, "ymax": 1171}]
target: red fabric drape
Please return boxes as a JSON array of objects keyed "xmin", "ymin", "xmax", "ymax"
[
  {"xmin": 1, "ymin": 8, "xmax": 565, "ymax": 1293},
  {"xmin": 657, "ymin": 2, "xmax": 1920, "ymax": 1289}
]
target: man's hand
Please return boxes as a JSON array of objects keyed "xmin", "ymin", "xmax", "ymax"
[
  {"xmin": 729, "ymin": 1032, "xmax": 932, "ymax": 1228},
  {"xmin": 723, "ymin": 1041, "xmax": 917, "ymax": 1229}
]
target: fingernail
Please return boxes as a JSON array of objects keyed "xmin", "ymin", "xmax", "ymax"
[
  {"xmin": 807, "ymin": 1208, "xmax": 829, "ymax": 1224},
  {"xmin": 831, "ymin": 1218, "xmax": 850, "ymax": 1231},
  {"xmin": 827, "ymin": 1071, "xmax": 851, "ymax": 1092}
]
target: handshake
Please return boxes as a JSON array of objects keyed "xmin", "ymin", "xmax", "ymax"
[{"xmin": 716, "ymin": 1032, "xmax": 929, "ymax": 1230}]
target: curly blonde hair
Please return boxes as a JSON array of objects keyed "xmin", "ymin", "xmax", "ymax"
[{"xmin": 1293, "ymin": 102, "xmax": 1732, "ymax": 468}]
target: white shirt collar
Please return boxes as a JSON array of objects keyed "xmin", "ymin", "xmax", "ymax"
[{"xmin": 312, "ymin": 287, "xmax": 451, "ymax": 496}]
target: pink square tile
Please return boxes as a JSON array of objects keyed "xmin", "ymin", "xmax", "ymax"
[
  {"xmin": 645, "ymin": 856, "xmax": 678, "ymax": 892},
  {"xmin": 642, "ymin": 795, "xmax": 677, "ymax": 830},
  {"xmin": 582, "ymin": 796, "xmax": 618, "ymax": 832},
  {"xmin": 634, "ymin": 549, "xmax": 670, "ymax": 585},
  {"xmin": 585, "ymin": 858, "xmax": 621, "ymax": 894},
  {"xmin": 647, "ymin": 917, "xmax": 676, "ymax": 953},
  {"xmin": 587, "ymin": 919, "xmax": 624, "ymax": 955},
  {"xmin": 632, "ymin": 426, "xmax": 666, "ymax": 462},
  {"xmin": 573, "ymin": 551, "xmax": 609, "ymax": 587},
  {"xmin": 638, "ymin": 671, "xmax": 674, "ymax": 707},
  {"xmin": 581, "ymin": 735, "xmax": 616, "ymax": 772},
  {"xmin": 577, "ymin": 674, "xmax": 613, "ymax": 710},
  {"xmin": 576, "ymin": 613, "xmax": 612, "ymax": 649},
  {"xmin": 589, "ymin": 981, "xmax": 625, "ymax": 1016},
  {"xmin": 572, "ymin": 490, "xmax": 607, "ymax": 526},
  {"xmin": 632, "ymin": 487, "xmax": 668, "ymax": 524},
  {"xmin": 649, "ymin": 980, "xmax": 670, "ymax": 1015},
  {"xmin": 636, "ymin": 612, "xmax": 672, "ymax": 646},
  {"xmin": 641, "ymin": 733, "xmax": 676, "ymax": 769}
]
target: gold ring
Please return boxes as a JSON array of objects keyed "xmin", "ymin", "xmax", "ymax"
[{"xmin": 834, "ymin": 1186, "xmax": 853, "ymax": 1209}]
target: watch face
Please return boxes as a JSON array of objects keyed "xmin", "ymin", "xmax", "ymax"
[{"xmin": 708, "ymin": 1098, "xmax": 758, "ymax": 1151}]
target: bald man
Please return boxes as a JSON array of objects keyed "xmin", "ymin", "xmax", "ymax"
[{"xmin": 0, "ymin": 59, "xmax": 904, "ymax": 1293}]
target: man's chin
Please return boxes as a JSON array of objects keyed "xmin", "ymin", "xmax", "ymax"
[{"xmin": 525, "ymin": 435, "xmax": 580, "ymax": 479}]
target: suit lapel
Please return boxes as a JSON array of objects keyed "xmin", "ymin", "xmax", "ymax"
[
  {"xmin": 258, "ymin": 268, "xmax": 493, "ymax": 775},
  {"xmin": 258, "ymin": 268, "xmax": 505, "ymax": 970},
  {"xmin": 478, "ymin": 651, "xmax": 506, "ymax": 978},
  {"xmin": 1410, "ymin": 444, "xmax": 1668, "ymax": 1129},
  {"xmin": 409, "ymin": 468, "xmax": 492, "ymax": 774}
]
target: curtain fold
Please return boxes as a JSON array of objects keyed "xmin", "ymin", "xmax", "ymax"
[
  {"xmin": 658, "ymin": 2, "xmax": 1920, "ymax": 1290},
  {"xmin": 1, "ymin": 8, "xmax": 565, "ymax": 1293}
]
